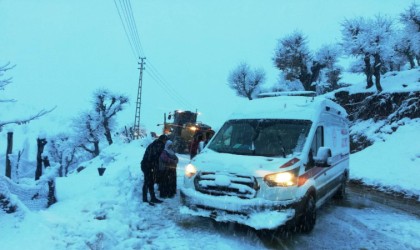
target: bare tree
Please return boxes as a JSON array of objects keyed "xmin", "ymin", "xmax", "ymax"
[
  {"xmin": 1, "ymin": 62, "xmax": 55, "ymax": 181},
  {"xmin": 273, "ymin": 32, "xmax": 341, "ymax": 93},
  {"xmin": 0, "ymin": 62, "xmax": 55, "ymax": 131},
  {"xmin": 227, "ymin": 63, "xmax": 266, "ymax": 100},
  {"xmin": 400, "ymin": 2, "xmax": 420, "ymax": 66},
  {"xmin": 47, "ymin": 133, "xmax": 79, "ymax": 177},
  {"xmin": 73, "ymin": 111, "xmax": 103, "ymax": 158},
  {"xmin": 273, "ymin": 31, "xmax": 314, "ymax": 91},
  {"xmin": 341, "ymin": 16, "xmax": 394, "ymax": 92},
  {"xmin": 93, "ymin": 89, "xmax": 128, "ymax": 145},
  {"xmin": 69, "ymin": 89, "xmax": 128, "ymax": 159},
  {"xmin": 314, "ymin": 44, "xmax": 343, "ymax": 93},
  {"xmin": 341, "ymin": 18, "xmax": 374, "ymax": 89},
  {"xmin": 0, "ymin": 62, "xmax": 14, "ymax": 92},
  {"xmin": 394, "ymin": 36, "xmax": 415, "ymax": 69}
]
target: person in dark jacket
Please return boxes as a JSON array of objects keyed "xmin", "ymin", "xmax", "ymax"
[
  {"xmin": 158, "ymin": 140, "xmax": 178, "ymax": 198},
  {"xmin": 141, "ymin": 134, "xmax": 167, "ymax": 204},
  {"xmin": 190, "ymin": 134, "xmax": 203, "ymax": 159}
]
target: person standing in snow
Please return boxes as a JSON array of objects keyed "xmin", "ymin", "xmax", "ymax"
[
  {"xmin": 158, "ymin": 140, "xmax": 178, "ymax": 198},
  {"xmin": 198, "ymin": 136, "xmax": 205, "ymax": 153},
  {"xmin": 203, "ymin": 131, "xmax": 214, "ymax": 148},
  {"xmin": 190, "ymin": 134, "xmax": 203, "ymax": 159},
  {"xmin": 141, "ymin": 134, "xmax": 168, "ymax": 204}
]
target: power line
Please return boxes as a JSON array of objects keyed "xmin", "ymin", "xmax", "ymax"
[
  {"xmin": 120, "ymin": 0, "xmax": 143, "ymax": 57},
  {"xmin": 146, "ymin": 60, "xmax": 194, "ymax": 109},
  {"xmin": 125, "ymin": 0, "xmax": 145, "ymax": 56},
  {"xmin": 145, "ymin": 68, "xmax": 192, "ymax": 110},
  {"xmin": 113, "ymin": 0, "xmax": 197, "ymax": 120},
  {"xmin": 113, "ymin": 0, "xmax": 138, "ymax": 60}
]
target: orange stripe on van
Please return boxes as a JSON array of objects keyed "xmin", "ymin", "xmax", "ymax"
[
  {"xmin": 298, "ymin": 167, "xmax": 326, "ymax": 186},
  {"xmin": 279, "ymin": 157, "xmax": 300, "ymax": 168}
]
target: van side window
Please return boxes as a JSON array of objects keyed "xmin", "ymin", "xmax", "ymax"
[{"xmin": 306, "ymin": 126, "xmax": 324, "ymax": 170}]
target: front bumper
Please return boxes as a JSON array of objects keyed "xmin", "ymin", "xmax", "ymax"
[{"xmin": 179, "ymin": 188, "xmax": 296, "ymax": 230}]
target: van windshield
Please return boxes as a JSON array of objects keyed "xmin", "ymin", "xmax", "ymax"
[{"xmin": 207, "ymin": 119, "xmax": 312, "ymax": 157}]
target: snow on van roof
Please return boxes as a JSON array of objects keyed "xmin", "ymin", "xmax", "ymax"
[{"xmin": 228, "ymin": 96, "xmax": 347, "ymax": 121}]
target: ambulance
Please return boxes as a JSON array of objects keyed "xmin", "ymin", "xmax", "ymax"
[{"xmin": 180, "ymin": 92, "xmax": 349, "ymax": 232}]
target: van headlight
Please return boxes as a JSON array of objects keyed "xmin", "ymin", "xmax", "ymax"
[
  {"xmin": 264, "ymin": 169, "xmax": 298, "ymax": 187},
  {"xmin": 185, "ymin": 164, "xmax": 197, "ymax": 178}
]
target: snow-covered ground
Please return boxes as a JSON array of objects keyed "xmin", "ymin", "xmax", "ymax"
[
  {"xmin": 1, "ymin": 0, "xmax": 420, "ymax": 248},
  {"xmin": 1, "ymin": 68, "xmax": 419, "ymax": 250},
  {"xmin": 1, "ymin": 58, "xmax": 419, "ymax": 250},
  {"xmin": 1, "ymin": 68, "xmax": 420, "ymax": 250},
  {"xmin": 1, "ymin": 126, "xmax": 420, "ymax": 249},
  {"xmin": 0, "ymin": 140, "xmax": 268, "ymax": 249},
  {"xmin": 351, "ymin": 118, "xmax": 420, "ymax": 198}
]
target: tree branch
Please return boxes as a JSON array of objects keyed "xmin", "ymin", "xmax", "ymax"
[
  {"xmin": 78, "ymin": 144, "xmax": 95, "ymax": 154},
  {"xmin": 0, "ymin": 106, "xmax": 56, "ymax": 128},
  {"xmin": 0, "ymin": 99, "xmax": 16, "ymax": 103}
]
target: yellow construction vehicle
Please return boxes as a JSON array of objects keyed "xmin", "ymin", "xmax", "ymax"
[{"xmin": 160, "ymin": 110, "xmax": 214, "ymax": 154}]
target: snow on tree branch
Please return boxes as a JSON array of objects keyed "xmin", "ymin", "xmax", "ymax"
[
  {"xmin": 0, "ymin": 62, "xmax": 15, "ymax": 90},
  {"xmin": 1, "ymin": 62, "xmax": 56, "ymax": 130},
  {"xmin": 92, "ymin": 88, "xmax": 129, "ymax": 145},
  {"xmin": 227, "ymin": 62, "xmax": 266, "ymax": 100},
  {"xmin": 0, "ymin": 106, "xmax": 56, "ymax": 128}
]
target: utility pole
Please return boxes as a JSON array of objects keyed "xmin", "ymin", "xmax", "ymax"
[{"xmin": 133, "ymin": 57, "xmax": 146, "ymax": 139}]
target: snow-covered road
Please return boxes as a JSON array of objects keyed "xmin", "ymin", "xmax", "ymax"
[
  {"xmin": 257, "ymin": 187, "xmax": 420, "ymax": 249},
  {"xmin": 2, "ymin": 147, "xmax": 419, "ymax": 250}
]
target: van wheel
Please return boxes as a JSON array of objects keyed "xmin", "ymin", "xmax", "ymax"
[{"xmin": 297, "ymin": 194, "xmax": 316, "ymax": 233}]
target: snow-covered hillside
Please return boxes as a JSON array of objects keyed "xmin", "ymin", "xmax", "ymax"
[{"xmin": 329, "ymin": 68, "xmax": 420, "ymax": 198}]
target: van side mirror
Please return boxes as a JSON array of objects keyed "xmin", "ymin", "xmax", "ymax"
[{"xmin": 314, "ymin": 147, "xmax": 332, "ymax": 167}]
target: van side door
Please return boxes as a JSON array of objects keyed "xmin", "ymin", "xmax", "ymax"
[
  {"xmin": 304, "ymin": 126, "xmax": 333, "ymax": 203},
  {"xmin": 323, "ymin": 120, "xmax": 350, "ymax": 194}
]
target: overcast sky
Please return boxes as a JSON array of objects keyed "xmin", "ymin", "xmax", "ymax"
[
  {"xmin": 1, "ymin": 2, "xmax": 420, "ymax": 248},
  {"xmin": 0, "ymin": 0, "xmax": 415, "ymax": 133}
]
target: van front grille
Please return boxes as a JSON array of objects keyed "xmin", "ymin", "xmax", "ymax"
[{"xmin": 194, "ymin": 172, "xmax": 258, "ymax": 199}]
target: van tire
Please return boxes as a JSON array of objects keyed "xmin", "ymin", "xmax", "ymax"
[{"xmin": 297, "ymin": 194, "xmax": 316, "ymax": 233}]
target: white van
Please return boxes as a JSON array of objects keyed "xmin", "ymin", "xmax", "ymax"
[{"xmin": 180, "ymin": 93, "xmax": 349, "ymax": 232}]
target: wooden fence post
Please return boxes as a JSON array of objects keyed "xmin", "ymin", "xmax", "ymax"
[
  {"xmin": 5, "ymin": 132, "xmax": 13, "ymax": 178},
  {"xmin": 35, "ymin": 138, "xmax": 47, "ymax": 181}
]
